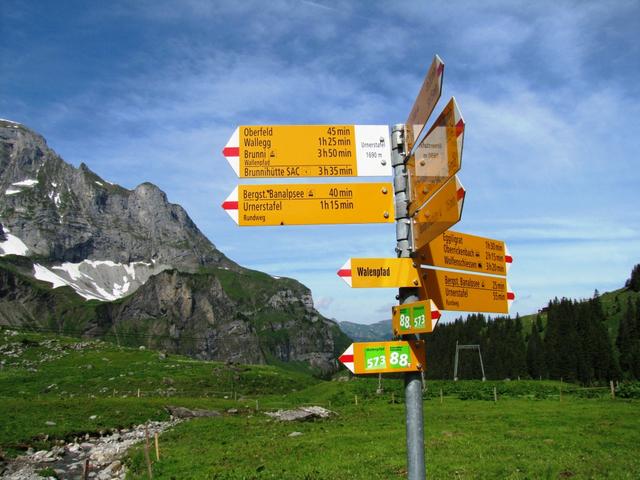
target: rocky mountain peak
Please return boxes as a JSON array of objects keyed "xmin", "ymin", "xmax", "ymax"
[
  {"xmin": 0, "ymin": 121, "xmax": 350, "ymax": 374},
  {"xmin": 0, "ymin": 120, "xmax": 50, "ymax": 183},
  {"xmin": 0, "ymin": 121, "xmax": 237, "ymax": 272}
]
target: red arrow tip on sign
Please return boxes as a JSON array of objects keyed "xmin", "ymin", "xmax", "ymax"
[
  {"xmin": 507, "ymin": 291, "xmax": 515, "ymax": 300},
  {"xmin": 221, "ymin": 201, "xmax": 238, "ymax": 211},
  {"xmin": 339, "ymin": 354, "xmax": 354, "ymax": 363},
  {"xmin": 337, "ymin": 260, "xmax": 353, "ymax": 287},
  {"xmin": 505, "ymin": 255, "xmax": 513, "ymax": 264},
  {"xmin": 456, "ymin": 187, "xmax": 465, "ymax": 200},
  {"xmin": 432, "ymin": 309, "xmax": 442, "ymax": 320},
  {"xmin": 338, "ymin": 344, "xmax": 355, "ymax": 373},
  {"xmin": 222, "ymin": 147, "xmax": 239, "ymax": 157}
]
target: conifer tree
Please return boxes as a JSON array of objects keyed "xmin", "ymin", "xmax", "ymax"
[
  {"xmin": 626, "ymin": 264, "xmax": 640, "ymax": 292},
  {"xmin": 526, "ymin": 316, "xmax": 545, "ymax": 379},
  {"xmin": 617, "ymin": 298, "xmax": 635, "ymax": 376}
]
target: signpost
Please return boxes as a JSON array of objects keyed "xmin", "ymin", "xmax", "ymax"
[
  {"xmin": 338, "ymin": 340, "xmax": 426, "ymax": 375},
  {"xmin": 337, "ymin": 258, "xmax": 421, "ymax": 288},
  {"xmin": 222, "ymin": 182, "xmax": 394, "ymax": 226},
  {"xmin": 417, "ymin": 230, "xmax": 513, "ymax": 276},
  {"xmin": 218, "ymin": 52, "xmax": 515, "ymax": 480},
  {"xmin": 407, "ymin": 98, "xmax": 465, "ymax": 216},
  {"xmin": 391, "ymin": 300, "xmax": 441, "ymax": 336},
  {"xmin": 420, "ymin": 268, "xmax": 515, "ymax": 314},
  {"xmin": 405, "ymin": 55, "xmax": 445, "ymax": 154},
  {"xmin": 412, "ymin": 175, "xmax": 465, "ymax": 251},
  {"xmin": 222, "ymin": 125, "xmax": 392, "ymax": 178}
]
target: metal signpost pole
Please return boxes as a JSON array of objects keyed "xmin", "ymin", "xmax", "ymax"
[{"xmin": 392, "ymin": 124, "xmax": 425, "ymax": 480}]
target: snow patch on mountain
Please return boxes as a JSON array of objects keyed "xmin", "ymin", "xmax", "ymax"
[
  {"xmin": 12, "ymin": 179, "xmax": 38, "ymax": 187},
  {"xmin": 0, "ymin": 225, "xmax": 29, "ymax": 256},
  {"xmin": 5, "ymin": 179, "xmax": 39, "ymax": 196},
  {"xmin": 0, "ymin": 118, "xmax": 21, "ymax": 128},
  {"xmin": 33, "ymin": 260, "xmax": 169, "ymax": 301},
  {"xmin": 48, "ymin": 190, "xmax": 61, "ymax": 207}
]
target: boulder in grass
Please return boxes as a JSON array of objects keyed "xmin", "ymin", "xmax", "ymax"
[
  {"xmin": 165, "ymin": 406, "xmax": 221, "ymax": 419},
  {"xmin": 264, "ymin": 406, "xmax": 336, "ymax": 422}
]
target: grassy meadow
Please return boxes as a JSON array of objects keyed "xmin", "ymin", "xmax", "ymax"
[{"xmin": 1, "ymin": 329, "xmax": 639, "ymax": 479}]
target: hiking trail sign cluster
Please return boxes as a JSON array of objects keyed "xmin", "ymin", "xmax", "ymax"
[{"xmin": 219, "ymin": 53, "xmax": 515, "ymax": 480}]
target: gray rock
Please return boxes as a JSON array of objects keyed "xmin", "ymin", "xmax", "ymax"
[
  {"xmin": 288, "ymin": 431, "xmax": 303, "ymax": 437},
  {"xmin": 166, "ymin": 406, "xmax": 221, "ymax": 419},
  {"xmin": 265, "ymin": 406, "xmax": 336, "ymax": 422}
]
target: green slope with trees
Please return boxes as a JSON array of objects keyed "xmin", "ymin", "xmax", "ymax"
[{"xmin": 425, "ymin": 264, "xmax": 640, "ymax": 384}]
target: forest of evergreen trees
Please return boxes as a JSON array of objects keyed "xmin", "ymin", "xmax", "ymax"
[{"xmin": 424, "ymin": 265, "xmax": 640, "ymax": 385}]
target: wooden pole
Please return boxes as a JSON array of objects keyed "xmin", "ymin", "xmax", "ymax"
[
  {"xmin": 354, "ymin": 394, "xmax": 358, "ymax": 405},
  {"xmin": 144, "ymin": 425, "xmax": 153, "ymax": 479},
  {"xmin": 138, "ymin": 388, "xmax": 141, "ymax": 398},
  {"xmin": 610, "ymin": 380, "xmax": 615, "ymax": 399},
  {"xmin": 440, "ymin": 388, "xmax": 443, "ymax": 404},
  {"xmin": 83, "ymin": 458, "xmax": 90, "ymax": 480},
  {"xmin": 493, "ymin": 386, "xmax": 497, "ymax": 403},
  {"xmin": 559, "ymin": 378, "xmax": 563, "ymax": 402},
  {"xmin": 154, "ymin": 432, "xmax": 160, "ymax": 461}
]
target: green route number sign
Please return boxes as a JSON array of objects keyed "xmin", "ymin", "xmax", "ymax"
[
  {"xmin": 365, "ymin": 345, "xmax": 411, "ymax": 371},
  {"xmin": 399, "ymin": 305, "xmax": 426, "ymax": 331},
  {"xmin": 365, "ymin": 346, "xmax": 386, "ymax": 370},
  {"xmin": 391, "ymin": 300, "xmax": 439, "ymax": 335},
  {"xmin": 389, "ymin": 345, "xmax": 411, "ymax": 369}
]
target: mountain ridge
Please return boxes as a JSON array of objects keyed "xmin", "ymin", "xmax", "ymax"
[{"xmin": 0, "ymin": 120, "xmax": 350, "ymax": 374}]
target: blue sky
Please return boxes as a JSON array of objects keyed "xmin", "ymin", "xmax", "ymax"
[{"xmin": 2, "ymin": 0, "xmax": 639, "ymax": 325}]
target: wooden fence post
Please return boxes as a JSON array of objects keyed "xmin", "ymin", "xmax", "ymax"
[
  {"xmin": 559, "ymin": 378, "xmax": 563, "ymax": 402},
  {"xmin": 610, "ymin": 380, "xmax": 615, "ymax": 399},
  {"xmin": 144, "ymin": 425, "xmax": 153, "ymax": 479},
  {"xmin": 154, "ymin": 432, "xmax": 160, "ymax": 461},
  {"xmin": 83, "ymin": 458, "xmax": 90, "ymax": 480}
]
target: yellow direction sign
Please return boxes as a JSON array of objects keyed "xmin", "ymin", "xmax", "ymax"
[
  {"xmin": 417, "ymin": 230, "xmax": 513, "ymax": 276},
  {"xmin": 391, "ymin": 300, "xmax": 441, "ymax": 336},
  {"xmin": 405, "ymin": 55, "xmax": 445, "ymax": 154},
  {"xmin": 222, "ymin": 183, "xmax": 394, "ymax": 226},
  {"xmin": 420, "ymin": 268, "xmax": 515, "ymax": 314},
  {"xmin": 337, "ymin": 258, "xmax": 421, "ymax": 288},
  {"xmin": 222, "ymin": 125, "xmax": 392, "ymax": 178},
  {"xmin": 338, "ymin": 340, "xmax": 426, "ymax": 375},
  {"xmin": 412, "ymin": 175, "xmax": 465, "ymax": 251},
  {"xmin": 408, "ymin": 98, "xmax": 465, "ymax": 216}
]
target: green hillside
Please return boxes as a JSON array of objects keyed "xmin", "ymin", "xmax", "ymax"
[
  {"xmin": 519, "ymin": 287, "xmax": 640, "ymax": 340},
  {"xmin": 0, "ymin": 328, "xmax": 318, "ymax": 457},
  {"xmin": 0, "ymin": 255, "xmax": 350, "ymax": 376},
  {"xmin": 2, "ymin": 327, "xmax": 640, "ymax": 479}
]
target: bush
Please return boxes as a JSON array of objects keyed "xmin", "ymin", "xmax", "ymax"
[{"xmin": 616, "ymin": 382, "xmax": 640, "ymax": 399}]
